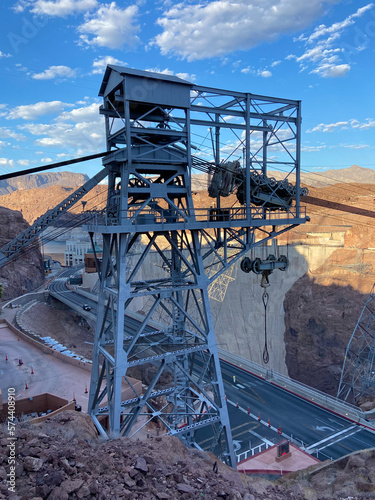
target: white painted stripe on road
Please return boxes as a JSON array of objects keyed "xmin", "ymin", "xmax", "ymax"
[
  {"xmin": 227, "ymin": 399, "xmax": 275, "ymax": 446},
  {"xmin": 317, "ymin": 428, "xmax": 362, "ymax": 451},
  {"xmin": 306, "ymin": 425, "xmax": 357, "ymax": 450},
  {"xmin": 248, "ymin": 430, "xmax": 274, "ymax": 447},
  {"xmin": 236, "ymin": 384, "xmax": 245, "ymax": 389}
]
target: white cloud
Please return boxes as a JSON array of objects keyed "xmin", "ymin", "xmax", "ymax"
[
  {"xmin": 0, "ymin": 51, "xmax": 12, "ymax": 58},
  {"xmin": 92, "ymin": 56, "xmax": 127, "ymax": 74},
  {"xmin": 78, "ymin": 2, "xmax": 140, "ymax": 49},
  {"xmin": 240, "ymin": 66, "xmax": 272, "ymax": 77},
  {"xmin": 17, "ymin": 159, "xmax": 31, "ymax": 166},
  {"xmin": 32, "ymin": 65, "xmax": 77, "ymax": 80},
  {"xmin": 14, "ymin": 0, "xmax": 98, "ymax": 16},
  {"xmin": 18, "ymin": 101, "xmax": 105, "ymax": 156},
  {"xmin": 145, "ymin": 67, "xmax": 195, "ymax": 82},
  {"xmin": 0, "ymin": 158, "xmax": 15, "ymax": 167},
  {"xmin": 350, "ymin": 118, "xmax": 375, "ymax": 130},
  {"xmin": 41, "ymin": 157, "xmax": 53, "ymax": 163},
  {"xmin": 0, "ymin": 127, "xmax": 25, "ymax": 141},
  {"xmin": 308, "ymin": 118, "xmax": 375, "ymax": 133},
  {"xmin": 302, "ymin": 144, "xmax": 326, "ymax": 152},
  {"xmin": 307, "ymin": 3, "xmax": 373, "ymax": 42},
  {"xmin": 271, "ymin": 60, "xmax": 281, "ymax": 67},
  {"xmin": 152, "ymin": 0, "xmax": 340, "ymax": 61},
  {"xmin": 308, "ymin": 121, "xmax": 348, "ymax": 133},
  {"xmin": 339, "ymin": 143, "xmax": 370, "ymax": 149},
  {"xmin": 289, "ymin": 3, "xmax": 373, "ymax": 77},
  {"xmin": 311, "ymin": 62, "xmax": 350, "ymax": 77},
  {"xmin": 7, "ymin": 101, "xmax": 73, "ymax": 120},
  {"xmin": 59, "ymin": 101, "xmax": 100, "ymax": 122}
]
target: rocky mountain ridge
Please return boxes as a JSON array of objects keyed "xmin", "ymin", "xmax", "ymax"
[
  {"xmin": 193, "ymin": 164, "xmax": 375, "ymax": 190},
  {"xmin": 0, "ymin": 171, "xmax": 89, "ymax": 196}
]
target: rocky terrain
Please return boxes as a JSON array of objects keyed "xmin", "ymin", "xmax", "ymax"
[
  {"xmin": 18, "ymin": 302, "xmax": 95, "ymax": 361},
  {"xmin": 0, "ymin": 185, "xmax": 107, "ymax": 226},
  {"xmin": 0, "ymin": 207, "xmax": 44, "ymax": 300},
  {"xmin": 282, "ymin": 183, "xmax": 375, "ymax": 396},
  {"xmin": 0, "ymin": 172, "xmax": 89, "ymax": 196},
  {"xmin": 1, "ymin": 410, "xmax": 375, "ymax": 500}
]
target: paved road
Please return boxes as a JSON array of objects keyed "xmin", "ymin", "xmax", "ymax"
[
  {"xmin": 221, "ymin": 361, "xmax": 375, "ymax": 461},
  {"xmin": 0, "ymin": 322, "xmax": 91, "ymax": 411}
]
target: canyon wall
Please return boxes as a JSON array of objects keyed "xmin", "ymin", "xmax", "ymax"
[{"xmin": 0, "ymin": 207, "xmax": 45, "ymax": 300}]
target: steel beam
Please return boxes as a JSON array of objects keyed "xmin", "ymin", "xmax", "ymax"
[{"xmin": 87, "ymin": 66, "xmax": 307, "ymax": 468}]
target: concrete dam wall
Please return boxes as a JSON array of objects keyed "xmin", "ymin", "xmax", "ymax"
[{"xmin": 134, "ymin": 231, "xmax": 344, "ymax": 378}]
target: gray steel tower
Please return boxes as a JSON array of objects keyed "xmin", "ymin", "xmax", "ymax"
[
  {"xmin": 86, "ymin": 66, "xmax": 308, "ymax": 467},
  {"xmin": 337, "ymin": 285, "xmax": 375, "ymax": 404}
]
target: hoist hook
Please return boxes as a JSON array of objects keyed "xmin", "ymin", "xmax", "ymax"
[{"xmin": 261, "ymin": 271, "xmax": 270, "ymax": 364}]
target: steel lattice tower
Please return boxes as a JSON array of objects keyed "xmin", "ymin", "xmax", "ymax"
[
  {"xmin": 86, "ymin": 66, "xmax": 308, "ymax": 467},
  {"xmin": 337, "ymin": 284, "xmax": 375, "ymax": 404}
]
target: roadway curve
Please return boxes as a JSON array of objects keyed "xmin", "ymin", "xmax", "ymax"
[{"xmin": 221, "ymin": 361, "xmax": 375, "ymax": 461}]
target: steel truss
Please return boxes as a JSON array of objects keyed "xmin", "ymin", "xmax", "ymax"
[
  {"xmin": 87, "ymin": 66, "xmax": 308, "ymax": 467},
  {"xmin": 337, "ymin": 284, "xmax": 375, "ymax": 404}
]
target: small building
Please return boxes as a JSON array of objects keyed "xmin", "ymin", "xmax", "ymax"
[
  {"xmin": 237, "ymin": 440, "xmax": 321, "ymax": 476},
  {"xmin": 84, "ymin": 245, "xmax": 103, "ymax": 273},
  {"xmin": 64, "ymin": 240, "xmax": 92, "ymax": 267}
]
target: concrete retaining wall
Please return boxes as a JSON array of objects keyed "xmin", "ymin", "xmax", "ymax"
[
  {"xmin": 0, "ymin": 393, "xmax": 75, "ymax": 424},
  {"xmin": 0, "ymin": 318, "xmax": 92, "ymax": 372},
  {"xmin": 2, "ymin": 291, "xmax": 48, "ymax": 310}
]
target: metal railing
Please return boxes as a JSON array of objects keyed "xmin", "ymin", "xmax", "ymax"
[
  {"xmin": 236, "ymin": 442, "xmax": 270, "ymax": 462},
  {"xmin": 218, "ymin": 348, "xmax": 372, "ymax": 427},
  {"xmin": 85, "ymin": 205, "xmax": 307, "ymax": 228}
]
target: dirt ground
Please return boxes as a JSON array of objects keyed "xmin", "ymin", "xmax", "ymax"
[
  {"xmin": 2, "ymin": 410, "xmax": 375, "ymax": 500},
  {"xmin": 19, "ymin": 302, "xmax": 95, "ymax": 361}
]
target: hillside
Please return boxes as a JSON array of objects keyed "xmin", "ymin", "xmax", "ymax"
[
  {"xmin": 301, "ymin": 164, "xmax": 375, "ymax": 187},
  {"xmin": 0, "ymin": 207, "xmax": 44, "ymax": 299},
  {"xmin": 0, "ymin": 171, "xmax": 89, "ymax": 196},
  {"xmin": 0, "ymin": 185, "xmax": 107, "ymax": 225},
  {"xmin": 2, "ymin": 410, "xmax": 375, "ymax": 500}
]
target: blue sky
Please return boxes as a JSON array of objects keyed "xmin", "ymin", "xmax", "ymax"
[{"xmin": 0, "ymin": 0, "xmax": 374, "ymax": 180}]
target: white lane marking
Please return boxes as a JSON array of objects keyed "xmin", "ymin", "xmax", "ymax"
[
  {"xmin": 248, "ymin": 430, "xmax": 274, "ymax": 447},
  {"xmin": 233, "ymin": 440, "xmax": 242, "ymax": 451},
  {"xmin": 306, "ymin": 425, "xmax": 358, "ymax": 450},
  {"xmin": 315, "ymin": 426, "xmax": 335, "ymax": 432},
  {"xmin": 318, "ymin": 428, "xmax": 362, "ymax": 451},
  {"xmin": 236, "ymin": 384, "xmax": 245, "ymax": 389}
]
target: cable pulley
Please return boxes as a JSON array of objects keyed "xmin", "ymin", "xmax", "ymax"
[{"xmin": 241, "ymin": 253, "xmax": 288, "ymax": 364}]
